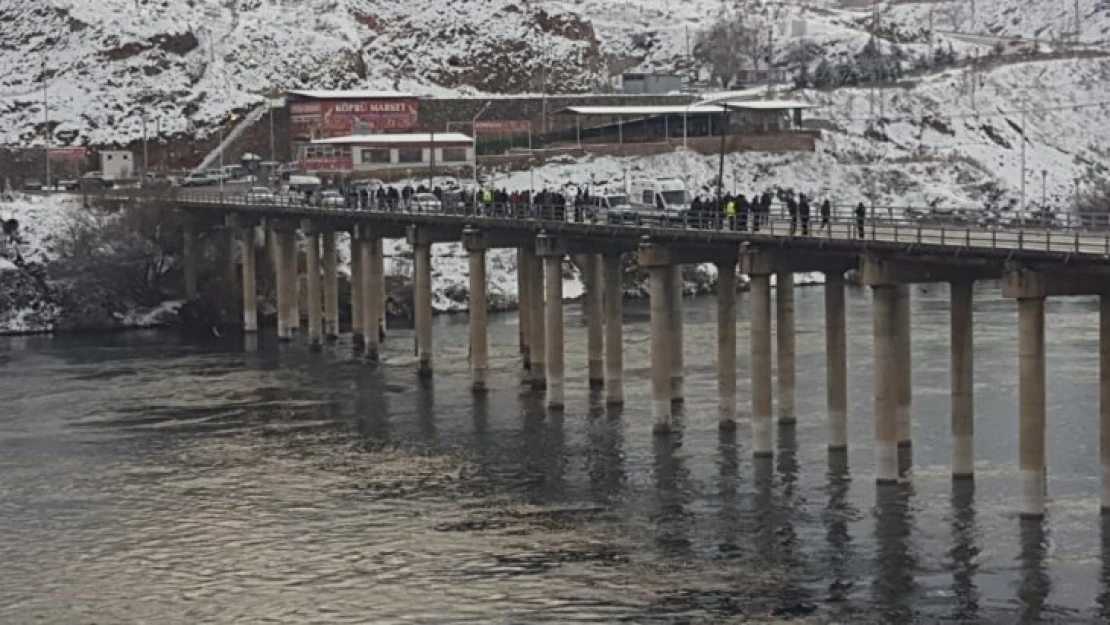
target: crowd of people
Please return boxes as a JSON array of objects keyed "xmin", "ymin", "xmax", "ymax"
[{"xmin": 321, "ymin": 182, "xmax": 871, "ymax": 238}]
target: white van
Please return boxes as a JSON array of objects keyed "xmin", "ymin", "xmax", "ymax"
[{"xmin": 629, "ymin": 178, "xmax": 691, "ymax": 223}]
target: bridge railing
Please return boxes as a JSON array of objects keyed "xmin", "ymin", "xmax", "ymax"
[{"xmin": 100, "ymin": 189, "xmax": 1110, "ymax": 256}]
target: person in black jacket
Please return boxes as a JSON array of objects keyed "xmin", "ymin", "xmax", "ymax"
[
  {"xmin": 786, "ymin": 193, "xmax": 798, "ymax": 235},
  {"xmin": 798, "ymin": 193, "xmax": 811, "ymax": 236},
  {"xmin": 819, "ymin": 199, "xmax": 831, "ymax": 233},
  {"xmin": 855, "ymin": 202, "xmax": 867, "ymax": 238}
]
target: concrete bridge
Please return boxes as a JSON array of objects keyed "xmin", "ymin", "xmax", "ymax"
[{"xmin": 125, "ymin": 191, "xmax": 1110, "ymax": 520}]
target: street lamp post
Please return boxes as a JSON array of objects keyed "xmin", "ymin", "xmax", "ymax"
[{"xmin": 471, "ymin": 101, "xmax": 493, "ymax": 193}]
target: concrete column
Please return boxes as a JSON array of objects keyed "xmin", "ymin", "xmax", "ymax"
[
  {"xmin": 776, "ymin": 271, "xmax": 796, "ymax": 424},
  {"xmin": 895, "ymin": 284, "xmax": 913, "ymax": 447},
  {"xmin": 464, "ymin": 228, "xmax": 489, "ymax": 393},
  {"xmin": 1101, "ymin": 294, "xmax": 1110, "ymax": 513},
  {"xmin": 669, "ymin": 265, "xmax": 685, "ymax": 402},
  {"xmin": 287, "ymin": 233, "xmax": 300, "ymax": 334},
  {"xmin": 650, "ymin": 264, "xmax": 673, "ymax": 433},
  {"xmin": 585, "ymin": 254, "xmax": 604, "ymax": 388},
  {"xmin": 373, "ymin": 242, "xmax": 387, "ymax": 341},
  {"xmin": 717, "ymin": 261, "xmax": 738, "ymax": 430},
  {"xmin": 305, "ymin": 228, "xmax": 323, "ymax": 351},
  {"xmin": 517, "ymin": 248, "xmax": 532, "ymax": 368},
  {"xmin": 322, "ymin": 230, "xmax": 339, "ymax": 340},
  {"xmin": 223, "ymin": 219, "xmax": 238, "ymax": 312},
  {"xmin": 275, "ymin": 229, "xmax": 294, "ymax": 341},
  {"xmin": 183, "ymin": 222, "xmax": 198, "ymax": 300},
  {"xmin": 413, "ymin": 242, "xmax": 433, "ymax": 379},
  {"xmin": 602, "ymin": 253, "xmax": 623, "ymax": 406},
  {"xmin": 362, "ymin": 237, "xmax": 379, "ymax": 362},
  {"xmin": 751, "ymin": 273, "xmax": 774, "ymax": 456},
  {"xmin": 350, "ymin": 231, "xmax": 364, "ymax": 347},
  {"xmin": 544, "ymin": 254, "xmax": 565, "ymax": 409},
  {"xmin": 826, "ymin": 272, "xmax": 848, "ymax": 450},
  {"xmin": 951, "ymin": 281, "xmax": 974, "ymax": 479},
  {"xmin": 528, "ymin": 249, "xmax": 546, "ymax": 389},
  {"xmin": 873, "ymin": 285, "xmax": 899, "ymax": 484},
  {"xmin": 1018, "ymin": 296, "xmax": 1046, "ymax": 518},
  {"xmin": 240, "ymin": 226, "xmax": 258, "ymax": 333}
]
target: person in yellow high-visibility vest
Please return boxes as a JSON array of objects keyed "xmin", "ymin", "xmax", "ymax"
[
  {"xmin": 724, "ymin": 196, "xmax": 737, "ymax": 231},
  {"xmin": 481, "ymin": 188, "xmax": 493, "ymax": 215}
]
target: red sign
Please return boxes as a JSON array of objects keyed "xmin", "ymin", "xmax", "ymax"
[
  {"xmin": 473, "ymin": 120, "xmax": 532, "ymax": 135},
  {"xmin": 290, "ymin": 98, "xmax": 418, "ymax": 139},
  {"xmin": 48, "ymin": 147, "xmax": 87, "ymax": 162},
  {"xmin": 297, "ymin": 156, "xmax": 353, "ymax": 172}
]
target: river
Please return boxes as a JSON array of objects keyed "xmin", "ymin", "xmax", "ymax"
[{"xmin": 2, "ymin": 283, "xmax": 1110, "ymax": 623}]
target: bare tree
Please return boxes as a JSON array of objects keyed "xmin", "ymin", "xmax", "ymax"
[
  {"xmin": 693, "ymin": 13, "xmax": 765, "ymax": 88},
  {"xmin": 937, "ymin": 1, "xmax": 969, "ymax": 33},
  {"xmin": 1077, "ymin": 178, "xmax": 1110, "ymax": 227}
]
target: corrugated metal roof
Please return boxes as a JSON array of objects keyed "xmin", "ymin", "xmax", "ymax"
[
  {"xmin": 558, "ymin": 105, "xmax": 726, "ymax": 116},
  {"xmin": 311, "ymin": 133, "xmax": 473, "ymax": 145},
  {"xmin": 723, "ymin": 100, "xmax": 818, "ymax": 110},
  {"xmin": 286, "ymin": 90, "xmax": 416, "ymax": 100}
]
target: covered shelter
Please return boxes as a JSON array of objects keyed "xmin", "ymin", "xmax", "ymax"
[
  {"xmin": 722, "ymin": 100, "xmax": 819, "ymax": 132},
  {"xmin": 553, "ymin": 104, "xmax": 727, "ymax": 146}
]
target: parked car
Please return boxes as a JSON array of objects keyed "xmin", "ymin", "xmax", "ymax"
[
  {"xmin": 23, "ymin": 179, "xmax": 42, "ymax": 191},
  {"xmin": 181, "ymin": 172, "xmax": 215, "ymax": 187},
  {"xmin": 589, "ymin": 193, "xmax": 636, "ymax": 224},
  {"xmin": 79, "ymin": 171, "xmax": 110, "ymax": 191},
  {"xmin": 412, "ymin": 192, "xmax": 442, "ymax": 212},
  {"xmin": 317, "ymin": 190, "xmax": 346, "ymax": 208},
  {"xmin": 245, "ymin": 187, "xmax": 275, "ymax": 203},
  {"xmin": 58, "ymin": 179, "xmax": 80, "ymax": 191}
]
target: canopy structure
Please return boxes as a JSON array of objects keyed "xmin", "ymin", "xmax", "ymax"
[
  {"xmin": 312, "ymin": 133, "xmax": 473, "ymax": 146},
  {"xmin": 556, "ymin": 105, "xmax": 725, "ymax": 116},
  {"xmin": 722, "ymin": 99, "xmax": 818, "ymax": 111}
]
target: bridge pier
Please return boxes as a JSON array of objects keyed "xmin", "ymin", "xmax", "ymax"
[
  {"xmin": 750, "ymin": 272, "xmax": 774, "ymax": 456},
  {"xmin": 463, "ymin": 227, "xmax": 489, "ymax": 393},
  {"xmin": 1017, "ymin": 296, "xmax": 1046, "ymax": 518},
  {"xmin": 361, "ymin": 234, "xmax": 379, "ymax": 362},
  {"xmin": 872, "ymin": 284, "xmax": 900, "ymax": 484},
  {"xmin": 288, "ymin": 233, "xmax": 300, "ymax": 335},
  {"xmin": 602, "ymin": 253, "xmax": 624, "ymax": 406},
  {"xmin": 517, "ymin": 248, "xmax": 532, "ymax": 370},
  {"xmin": 776, "ymin": 271, "xmax": 796, "ymax": 425},
  {"xmin": 303, "ymin": 221, "xmax": 323, "ymax": 352},
  {"xmin": 183, "ymin": 222, "xmax": 198, "ymax": 301},
  {"xmin": 585, "ymin": 254, "xmax": 604, "ymax": 389},
  {"xmin": 408, "ymin": 228, "xmax": 434, "ymax": 380},
  {"xmin": 538, "ymin": 233, "xmax": 565, "ymax": 410},
  {"xmin": 639, "ymin": 241, "xmax": 673, "ymax": 433},
  {"xmin": 274, "ymin": 225, "xmax": 298, "ymax": 341},
  {"xmin": 826, "ymin": 271, "xmax": 848, "ymax": 451},
  {"xmin": 950, "ymin": 281, "xmax": 975, "ymax": 479},
  {"xmin": 322, "ymin": 229, "xmax": 339, "ymax": 341},
  {"xmin": 895, "ymin": 284, "xmax": 913, "ymax": 451},
  {"xmin": 669, "ymin": 265, "xmax": 684, "ymax": 403},
  {"xmin": 350, "ymin": 229, "xmax": 365, "ymax": 349},
  {"xmin": 374, "ymin": 240, "xmax": 387, "ymax": 342},
  {"xmin": 717, "ymin": 260, "xmax": 738, "ymax": 430},
  {"xmin": 527, "ymin": 246, "xmax": 546, "ymax": 390},
  {"xmin": 240, "ymin": 222, "xmax": 258, "ymax": 333}
]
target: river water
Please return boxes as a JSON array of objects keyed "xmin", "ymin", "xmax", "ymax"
[{"xmin": 2, "ymin": 283, "xmax": 1110, "ymax": 623}]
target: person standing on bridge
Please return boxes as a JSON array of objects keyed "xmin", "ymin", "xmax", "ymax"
[
  {"xmin": 786, "ymin": 193, "xmax": 799, "ymax": 235},
  {"xmin": 737, "ymin": 194, "xmax": 750, "ymax": 232},
  {"xmin": 819, "ymin": 199, "xmax": 831, "ymax": 233},
  {"xmin": 798, "ymin": 193, "xmax": 811, "ymax": 236},
  {"xmin": 481, "ymin": 187, "xmax": 493, "ymax": 215},
  {"xmin": 855, "ymin": 202, "xmax": 866, "ymax": 238},
  {"xmin": 723, "ymin": 194, "xmax": 737, "ymax": 231}
]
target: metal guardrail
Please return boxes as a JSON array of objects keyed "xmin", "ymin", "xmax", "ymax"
[{"xmin": 99, "ymin": 190, "xmax": 1110, "ymax": 258}]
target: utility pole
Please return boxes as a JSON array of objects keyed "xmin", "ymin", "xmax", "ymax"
[
  {"xmin": 142, "ymin": 116, "xmax": 149, "ymax": 185},
  {"xmin": 1019, "ymin": 100, "xmax": 1027, "ymax": 220},
  {"xmin": 1075, "ymin": 0, "xmax": 1081, "ymax": 48},
  {"xmin": 42, "ymin": 56, "xmax": 51, "ymax": 189},
  {"xmin": 269, "ymin": 98, "xmax": 277, "ymax": 163}
]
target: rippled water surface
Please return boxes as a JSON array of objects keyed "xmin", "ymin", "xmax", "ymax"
[{"xmin": 3, "ymin": 284, "xmax": 1110, "ymax": 623}]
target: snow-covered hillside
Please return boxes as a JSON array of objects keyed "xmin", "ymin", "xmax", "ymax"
[{"xmin": 9, "ymin": 0, "xmax": 1109, "ymax": 147}]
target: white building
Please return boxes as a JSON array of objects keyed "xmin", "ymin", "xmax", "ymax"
[
  {"xmin": 100, "ymin": 150, "xmax": 134, "ymax": 181},
  {"xmin": 300, "ymin": 133, "xmax": 475, "ymax": 174}
]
